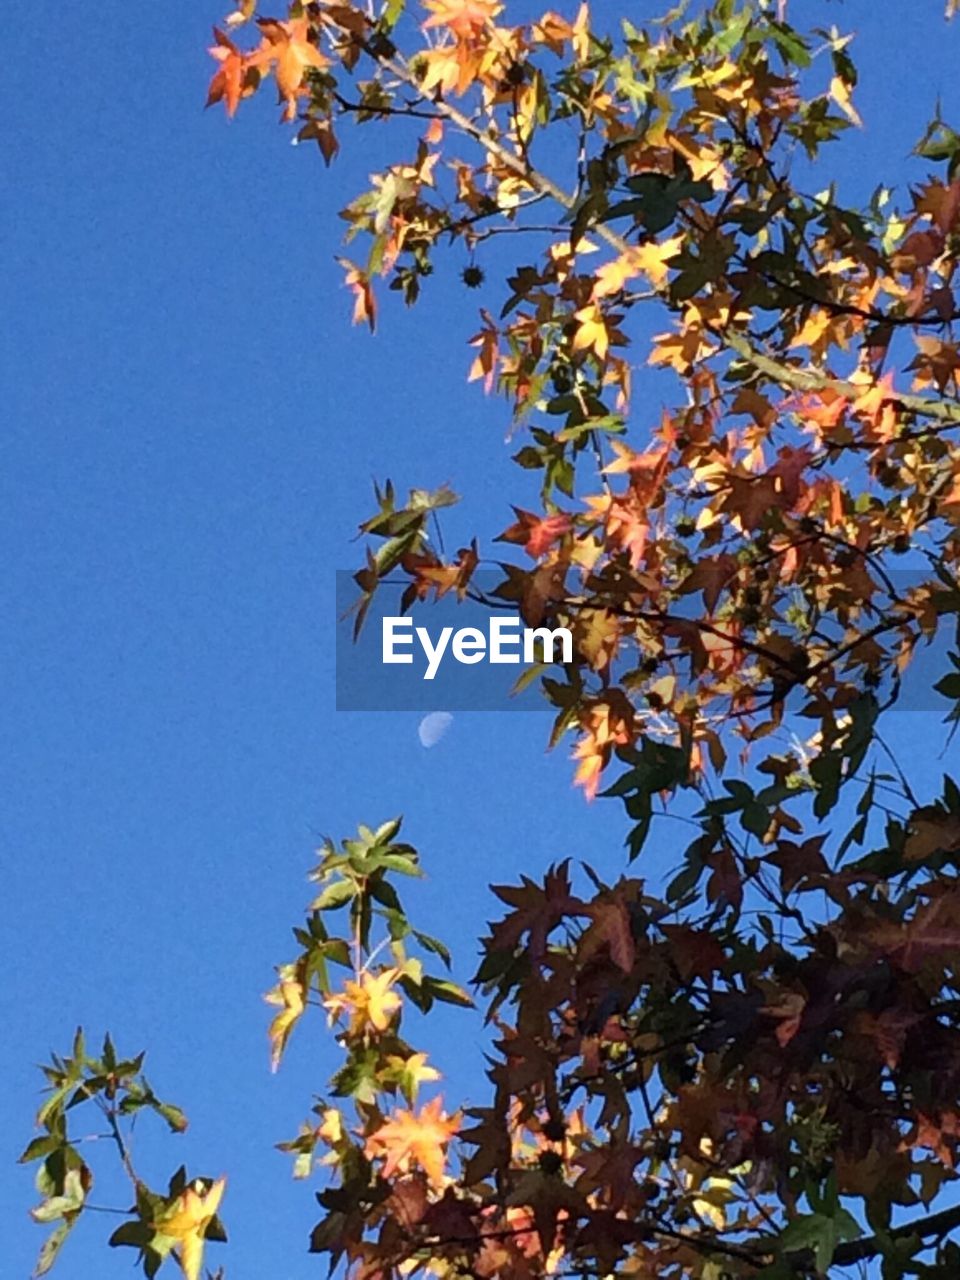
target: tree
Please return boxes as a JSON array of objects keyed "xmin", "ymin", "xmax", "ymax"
[{"xmin": 20, "ymin": 0, "xmax": 960, "ymax": 1276}]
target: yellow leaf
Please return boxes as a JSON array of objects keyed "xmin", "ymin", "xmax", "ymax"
[
  {"xmin": 155, "ymin": 1178, "xmax": 226, "ymax": 1280},
  {"xmin": 387, "ymin": 1051, "xmax": 442, "ymax": 1101},
  {"xmin": 789, "ymin": 308, "xmax": 847, "ymax": 357},
  {"xmin": 592, "ymin": 253, "xmax": 637, "ymax": 298},
  {"xmin": 265, "ymin": 964, "xmax": 305, "ymax": 1072},
  {"xmin": 573, "ymin": 608, "xmax": 620, "ymax": 672},
  {"xmin": 829, "ymin": 76, "xmax": 862, "ymax": 127},
  {"xmin": 572, "ymin": 303, "xmax": 610, "ymax": 359},
  {"xmin": 317, "ymin": 1107, "xmax": 344, "ymax": 1144},
  {"xmin": 323, "ymin": 967, "xmax": 403, "ymax": 1035},
  {"xmin": 634, "ymin": 234, "xmax": 684, "ymax": 286},
  {"xmin": 570, "ymin": 1, "xmax": 590, "ymax": 60},
  {"xmin": 593, "ymin": 236, "xmax": 683, "ymax": 298}
]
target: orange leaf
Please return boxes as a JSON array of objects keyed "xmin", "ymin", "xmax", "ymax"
[
  {"xmin": 206, "ymin": 29, "xmax": 251, "ymax": 118},
  {"xmin": 366, "ymin": 1096, "xmax": 460, "ymax": 1187},
  {"xmin": 253, "ymin": 17, "xmax": 330, "ymax": 121},
  {"xmin": 498, "ymin": 508, "xmax": 572, "ymax": 559},
  {"xmin": 422, "ymin": 0, "xmax": 503, "ymax": 39}
]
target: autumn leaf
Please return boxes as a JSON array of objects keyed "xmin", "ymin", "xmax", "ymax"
[
  {"xmin": 422, "ymin": 0, "xmax": 503, "ymax": 40},
  {"xmin": 592, "ymin": 237, "xmax": 683, "ymax": 297},
  {"xmin": 789, "ymin": 308, "xmax": 837, "ymax": 354},
  {"xmin": 468, "ymin": 312, "xmax": 500, "ymax": 392},
  {"xmin": 224, "ymin": 0, "xmax": 257, "ymax": 27},
  {"xmin": 584, "ymin": 490, "xmax": 650, "ymax": 567},
  {"xmin": 206, "ymin": 29, "xmax": 255, "ymax": 117},
  {"xmin": 387, "ymin": 1052, "xmax": 442, "ymax": 1103},
  {"xmin": 572, "ymin": 303, "xmax": 625, "ymax": 360},
  {"xmin": 829, "ymin": 75, "xmax": 862, "ymax": 127},
  {"xmin": 909, "ymin": 1111, "xmax": 960, "ymax": 1168},
  {"xmin": 626, "ymin": 235, "xmax": 685, "ymax": 289},
  {"xmin": 581, "ymin": 898, "xmax": 635, "ymax": 972},
  {"xmin": 572, "ymin": 695, "xmax": 635, "ymax": 799},
  {"xmin": 253, "ymin": 17, "xmax": 330, "ymax": 121},
  {"xmin": 498, "ymin": 508, "xmax": 573, "ymax": 559},
  {"xmin": 154, "ymin": 1178, "xmax": 226, "ymax": 1280},
  {"xmin": 339, "ymin": 260, "xmax": 377, "ymax": 331},
  {"xmin": 573, "ymin": 608, "xmax": 620, "ymax": 672},
  {"xmin": 265, "ymin": 963, "xmax": 306, "ymax": 1071},
  {"xmin": 904, "ymin": 806, "xmax": 960, "ymax": 860},
  {"xmin": 323, "ymin": 967, "xmax": 403, "ymax": 1035},
  {"xmin": 762, "ymin": 991, "xmax": 806, "ymax": 1048},
  {"xmin": 851, "ymin": 371, "xmax": 899, "ymax": 440},
  {"xmin": 366, "ymin": 1096, "xmax": 460, "ymax": 1186}
]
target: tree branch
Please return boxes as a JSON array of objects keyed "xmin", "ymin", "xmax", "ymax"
[{"xmin": 833, "ymin": 1201, "xmax": 960, "ymax": 1266}]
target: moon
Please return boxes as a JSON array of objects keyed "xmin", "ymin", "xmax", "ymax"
[{"xmin": 418, "ymin": 712, "xmax": 454, "ymax": 748}]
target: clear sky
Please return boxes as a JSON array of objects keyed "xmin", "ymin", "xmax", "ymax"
[{"xmin": 2, "ymin": 2, "xmax": 959, "ymax": 1277}]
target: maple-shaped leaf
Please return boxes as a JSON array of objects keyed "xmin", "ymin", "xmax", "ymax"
[
  {"xmin": 907, "ymin": 335, "xmax": 960, "ymax": 393},
  {"xmin": 339, "ymin": 259, "xmax": 377, "ymax": 331},
  {"xmin": 914, "ymin": 178, "xmax": 960, "ymax": 233},
  {"xmin": 870, "ymin": 893, "xmax": 960, "ymax": 973},
  {"xmin": 855, "ymin": 1008, "xmax": 923, "ymax": 1070},
  {"xmin": 572, "ymin": 608, "xmax": 620, "ymax": 673},
  {"xmin": 153, "ymin": 1178, "xmax": 226, "ymax": 1280},
  {"xmin": 572, "ymin": 695, "xmax": 635, "ymax": 800},
  {"xmin": 265, "ymin": 964, "xmax": 306, "ymax": 1072},
  {"xmin": 401, "ymin": 543, "xmax": 478, "ymax": 606},
  {"xmin": 498, "ymin": 508, "xmax": 572, "ymax": 559},
  {"xmin": 631, "ymin": 235, "xmax": 685, "ymax": 289},
  {"xmin": 253, "ymin": 17, "xmax": 331, "ymax": 121},
  {"xmin": 829, "ymin": 75, "xmax": 862, "ymax": 127},
  {"xmin": 387, "ymin": 1174, "xmax": 431, "ymax": 1228},
  {"xmin": 850, "ymin": 371, "xmax": 899, "ymax": 441},
  {"xmin": 487, "ymin": 861, "xmax": 582, "ymax": 960},
  {"xmin": 592, "ymin": 237, "xmax": 683, "ymax": 297},
  {"xmin": 366, "ymin": 1096, "xmax": 460, "ymax": 1186},
  {"xmin": 505, "ymin": 1169, "xmax": 582, "ymax": 1255},
  {"xmin": 206, "ymin": 29, "xmax": 258, "ymax": 117},
  {"xmin": 323, "ymin": 967, "xmax": 402, "ymax": 1035},
  {"xmin": 904, "ymin": 805, "xmax": 960, "ymax": 861},
  {"xmin": 580, "ymin": 898, "xmax": 635, "ymax": 973},
  {"xmin": 909, "ymin": 1111, "xmax": 960, "ymax": 1168},
  {"xmin": 385, "ymin": 1052, "xmax": 441, "ymax": 1104},
  {"xmin": 601, "ymin": 440, "xmax": 669, "ymax": 485},
  {"xmin": 572, "ymin": 303, "xmax": 622, "ymax": 360},
  {"xmin": 784, "ymin": 390, "xmax": 849, "ymax": 444},
  {"xmin": 468, "ymin": 312, "xmax": 500, "ymax": 393},
  {"xmin": 583, "ymin": 491, "xmax": 650, "ymax": 567},
  {"xmin": 422, "ymin": 0, "xmax": 503, "ymax": 40}
]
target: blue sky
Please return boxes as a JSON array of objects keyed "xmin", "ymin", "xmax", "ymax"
[{"xmin": 2, "ymin": 2, "xmax": 959, "ymax": 1277}]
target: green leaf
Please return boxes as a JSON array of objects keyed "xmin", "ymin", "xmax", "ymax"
[
  {"xmin": 780, "ymin": 1206, "xmax": 860, "ymax": 1273},
  {"xmin": 740, "ymin": 802, "xmax": 770, "ymax": 838},
  {"xmin": 313, "ymin": 879, "xmax": 357, "ymax": 911},
  {"xmin": 20, "ymin": 1135, "xmax": 62, "ymax": 1165},
  {"xmin": 33, "ymin": 1217, "xmax": 80, "ymax": 1278},
  {"xmin": 109, "ymin": 1221, "xmax": 155, "ymax": 1250},
  {"xmin": 422, "ymin": 975, "xmax": 474, "ymax": 1008},
  {"xmin": 156, "ymin": 1101, "xmax": 189, "ymax": 1134},
  {"xmin": 412, "ymin": 928, "xmax": 452, "ymax": 967}
]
